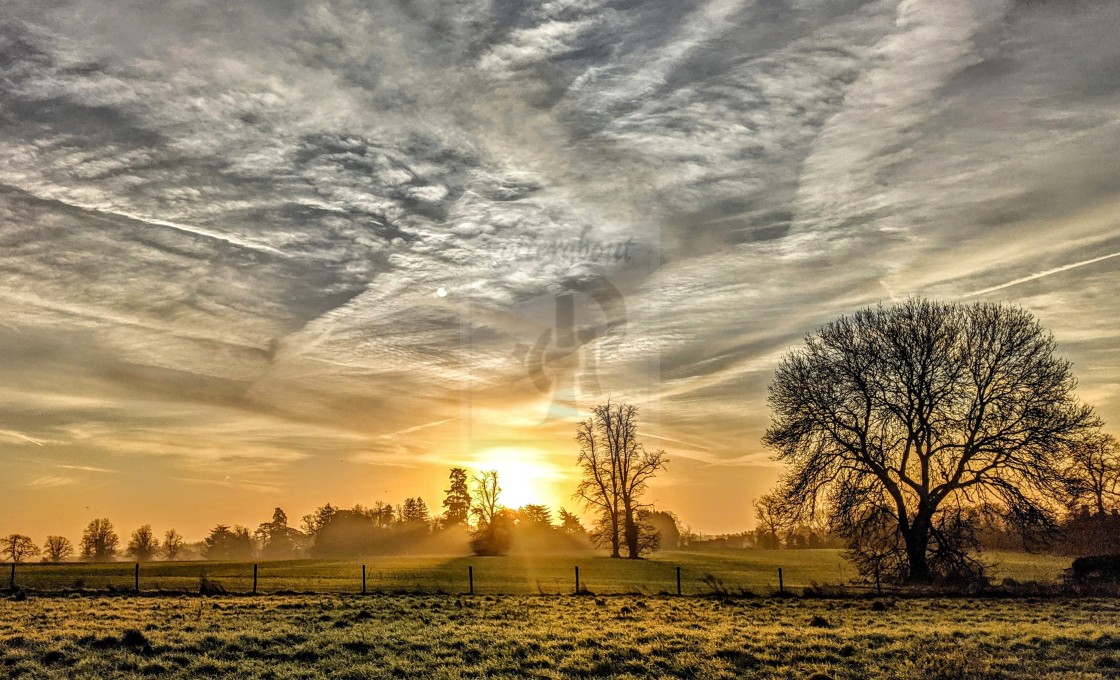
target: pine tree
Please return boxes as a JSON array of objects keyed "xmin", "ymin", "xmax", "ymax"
[{"xmin": 442, "ymin": 467, "xmax": 471, "ymax": 526}]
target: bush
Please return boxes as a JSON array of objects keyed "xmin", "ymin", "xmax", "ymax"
[
  {"xmin": 1065, "ymin": 554, "xmax": 1120, "ymax": 583},
  {"xmin": 198, "ymin": 573, "xmax": 227, "ymax": 596},
  {"xmin": 469, "ymin": 521, "xmax": 513, "ymax": 556}
]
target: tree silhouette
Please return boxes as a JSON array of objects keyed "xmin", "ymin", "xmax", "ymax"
[
  {"xmin": 469, "ymin": 470, "xmax": 511, "ymax": 555},
  {"xmin": 517, "ymin": 504, "xmax": 553, "ymax": 527},
  {"xmin": 640, "ymin": 509, "xmax": 681, "ymax": 550},
  {"xmin": 401, "ymin": 497, "xmax": 430, "ymax": 524},
  {"xmin": 1065, "ymin": 431, "xmax": 1120, "ymax": 517},
  {"xmin": 764, "ymin": 299, "xmax": 1099, "ymax": 583},
  {"xmin": 471, "ymin": 470, "xmax": 501, "ymax": 527},
  {"xmin": 43, "ymin": 535, "xmax": 74, "ymax": 562},
  {"xmin": 557, "ymin": 508, "xmax": 586, "ymax": 535},
  {"xmin": 80, "ymin": 518, "xmax": 119, "ymax": 562},
  {"xmin": 753, "ymin": 493, "xmax": 790, "ymax": 550},
  {"xmin": 301, "ymin": 503, "xmax": 336, "ymax": 538},
  {"xmin": 575, "ymin": 401, "xmax": 668, "ymax": 558},
  {"xmin": 255, "ymin": 508, "xmax": 302, "ymax": 558},
  {"xmin": 203, "ymin": 525, "xmax": 253, "ymax": 560},
  {"xmin": 126, "ymin": 525, "xmax": 159, "ymax": 561},
  {"xmin": 442, "ymin": 467, "xmax": 471, "ymax": 527},
  {"xmin": 2, "ymin": 534, "xmax": 39, "ymax": 563},
  {"xmin": 163, "ymin": 529, "xmax": 185, "ymax": 560}
]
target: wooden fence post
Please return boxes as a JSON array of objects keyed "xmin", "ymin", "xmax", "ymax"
[
  {"xmin": 362, "ymin": 564, "xmax": 367, "ymax": 595},
  {"xmin": 9, "ymin": 562, "xmax": 15, "ymax": 589},
  {"xmin": 134, "ymin": 563, "xmax": 140, "ymax": 593},
  {"xmin": 778, "ymin": 567, "xmax": 784, "ymax": 595},
  {"xmin": 676, "ymin": 566, "xmax": 682, "ymax": 596},
  {"xmin": 253, "ymin": 564, "xmax": 258, "ymax": 594},
  {"xmin": 468, "ymin": 566, "xmax": 474, "ymax": 595},
  {"xmin": 575, "ymin": 565, "xmax": 580, "ymax": 594}
]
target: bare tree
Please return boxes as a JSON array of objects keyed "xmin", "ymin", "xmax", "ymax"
[
  {"xmin": 575, "ymin": 414, "xmax": 620, "ymax": 556},
  {"xmin": 43, "ymin": 535, "xmax": 74, "ymax": 562},
  {"xmin": 80, "ymin": 518, "xmax": 120, "ymax": 562},
  {"xmin": 753, "ymin": 493, "xmax": 790, "ymax": 550},
  {"xmin": 764, "ymin": 299, "xmax": 1099, "ymax": 583},
  {"xmin": 163, "ymin": 529, "xmax": 185, "ymax": 560},
  {"xmin": 127, "ymin": 525, "xmax": 159, "ymax": 561},
  {"xmin": 575, "ymin": 401, "xmax": 668, "ymax": 559},
  {"xmin": 1066, "ymin": 431, "xmax": 1120, "ymax": 517},
  {"xmin": 468, "ymin": 470, "xmax": 512, "ymax": 555},
  {"xmin": 470, "ymin": 470, "xmax": 501, "ymax": 527},
  {"xmin": 2, "ymin": 534, "xmax": 39, "ymax": 563}
]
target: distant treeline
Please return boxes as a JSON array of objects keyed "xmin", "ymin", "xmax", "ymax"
[{"xmin": 1, "ymin": 466, "xmax": 686, "ymax": 563}]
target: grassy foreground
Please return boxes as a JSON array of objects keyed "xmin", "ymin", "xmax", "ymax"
[
  {"xmin": 2, "ymin": 593, "xmax": 1119, "ymax": 678},
  {"xmin": 6, "ymin": 549, "xmax": 1071, "ymax": 595}
]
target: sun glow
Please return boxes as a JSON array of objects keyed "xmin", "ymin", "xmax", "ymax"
[{"xmin": 470, "ymin": 447, "xmax": 567, "ymax": 510}]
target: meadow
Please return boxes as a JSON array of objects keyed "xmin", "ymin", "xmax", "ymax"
[
  {"xmin": 5, "ymin": 549, "xmax": 1072, "ymax": 596},
  {"xmin": 3, "ymin": 593, "xmax": 1120, "ymax": 678},
  {"xmin": 3, "ymin": 550, "xmax": 1102, "ymax": 678}
]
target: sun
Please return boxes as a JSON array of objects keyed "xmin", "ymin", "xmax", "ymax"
[{"xmin": 470, "ymin": 447, "xmax": 567, "ymax": 510}]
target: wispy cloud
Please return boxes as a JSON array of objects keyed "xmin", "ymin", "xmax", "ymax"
[
  {"xmin": 1, "ymin": 0, "xmax": 1119, "ymax": 535},
  {"xmin": 0, "ymin": 429, "xmax": 45, "ymax": 446},
  {"xmin": 28, "ymin": 475, "xmax": 76, "ymax": 488}
]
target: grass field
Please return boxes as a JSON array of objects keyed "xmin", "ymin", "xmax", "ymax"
[
  {"xmin": 4, "ymin": 549, "xmax": 1074, "ymax": 595},
  {"xmin": 2, "ymin": 593, "xmax": 1119, "ymax": 678}
]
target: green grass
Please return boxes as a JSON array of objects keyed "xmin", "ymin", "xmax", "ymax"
[
  {"xmin": 2, "ymin": 594, "xmax": 1119, "ymax": 678},
  {"xmin": 7, "ymin": 549, "xmax": 1071, "ymax": 595}
]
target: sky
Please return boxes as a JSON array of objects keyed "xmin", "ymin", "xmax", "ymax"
[{"xmin": 2, "ymin": 0, "xmax": 1120, "ymax": 540}]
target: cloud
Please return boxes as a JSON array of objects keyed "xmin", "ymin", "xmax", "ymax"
[
  {"xmin": 1, "ymin": 0, "xmax": 1119, "ymax": 535},
  {"xmin": 28, "ymin": 475, "xmax": 76, "ymax": 488}
]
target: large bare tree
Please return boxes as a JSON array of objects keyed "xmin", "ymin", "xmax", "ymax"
[
  {"xmin": 764, "ymin": 299, "xmax": 1098, "ymax": 583},
  {"xmin": 80, "ymin": 518, "xmax": 120, "ymax": 562},
  {"xmin": 2, "ymin": 534, "xmax": 39, "ymax": 563},
  {"xmin": 162, "ymin": 529, "xmax": 185, "ymax": 560},
  {"xmin": 43, "ymin": 535, "xmax": 74, "ymax": 562},
  {"xmin": 575, "ymin": 401, "xmax": 668, "ymax": 559},
  {"xmin": 127, "ymin": 525, "xmax": 159, "ymax": 561}
]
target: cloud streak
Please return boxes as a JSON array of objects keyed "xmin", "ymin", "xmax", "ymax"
[{"xmin": 965, "ymin": 250, "xmax": 1120, "ymax": 298}]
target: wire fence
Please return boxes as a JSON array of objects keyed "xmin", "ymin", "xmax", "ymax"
[{"xmin": 2, "ymin": 559, "xmax": 804, "ymax": 597}]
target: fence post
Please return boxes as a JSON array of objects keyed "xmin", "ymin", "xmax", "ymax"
[
  {"xmin": 778, "ymin": 567, "xmax": 784, "ymax": 595},
  {"xmin": 362, "ymin": 564, "xmax": 367, "ymax": 594},
  {"xmin": 468, "ymin": 565, "xmax": 474, "ymax": 595},
  {"xmin": 575, "ymin": 565, "xmax": 580, "ymax": 594},
  {"xmin": 9, "ymin": 562, "xmax": 14, "ymax": 589},
  {"xmin": 676, "ymin": 566, "xmax": 682, "ymax": 596},
  {"xmin": 134, "ymin": 563, "xmax": 140, "ymax": 593},
  {"xmin": 253, "ymin": 564, "xmax": 258, "ymax": 595}
]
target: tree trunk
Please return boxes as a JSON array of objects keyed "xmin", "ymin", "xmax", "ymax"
[
  {"xmin": 623, "ymin": 500, "xmax": 641, "ymax": 559},
  {"xmin": 624, "ymin": 518, "xmax": 639, "ymax": 559},
  {"xmin": 610, "ymin": 513, "xmax": 621, "ymax": 558},
  {"xmin": 904, "ymin": 520, "xmax": 932, "ymax": 584}
]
